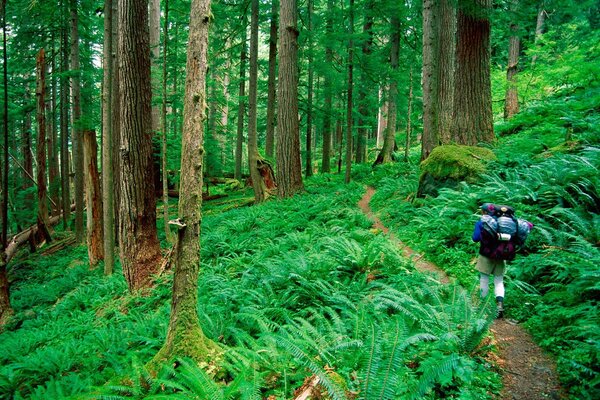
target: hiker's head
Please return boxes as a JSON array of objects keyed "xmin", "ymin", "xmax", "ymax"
[{"xmin": 480, "ymin": 203, "xmax": 496, "ymax": 215}]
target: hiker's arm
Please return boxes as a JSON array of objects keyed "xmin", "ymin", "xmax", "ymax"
[{"xmin": 472, "ymin": 221, "xmax": 483, "ymax": 242}]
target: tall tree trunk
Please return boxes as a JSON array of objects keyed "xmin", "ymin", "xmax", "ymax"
[
  {"xmin": 374, "ymin": 16, "xmax": 400, "ymax": 166},
  {"xmin": 111, "ymin": 0, "xmax": 121, "ymax": 245},
  {"xmin": 162, "ymin": 0, "xmax": 172, "ymax": 243},
  {"xmin": 437, "ymin": 0, "xmax": 456, "ymax": 145},
  {"xmin": 504, "ymin": 0, "xmax": 520, "ymax": 120},
  {"xmin": 531, "ymin": 1, "xmax": 545, "ymax": 67},
  {"xmin": 0, "ymin": 0, "xmax": 11, "ymax": 326},
  {"xmin": 405, "ymin": 66, "xmax": 413, "ymax": 162},
  {"xmin": 84, "ymin": 130, "xmax": 104, "ymax": 266},
  {"xmin": 150, "ymin": 0, "xmax": 161, "ymax": 196},
  {"xmin": 421, "ymin": 0, "xmax": 438, "ymax": 161},
  {"xmin": 248, "ymin": 0, "xmax": 272, "ymax": 203},
  {"xmin": 376, "ymin": 87, "xmax": 387, "ymax": 149},
  {"xmin": 102, "ymin": 0, "xmax": 115, "ymax": 275},
  {"xmin": 356, "ymin": 0, "xmax": 374, "ymax": 164},
  {"xmin": 48, "ymin": 36, "xmax": 60, "ymax": 216},
  {"xmin": 320, "ymin": 0, "xmax": 333, "ymax": 173},
  {"xmin": 452, "ymin": 0, "xmax": 494, "ymax": 145},
  {"xmin": 235, "ymin": 18, "xmax": 247, "ymax": 182},
  {"xmin": 277, "ymin": 0, "xmax": 303, "ymax": 197},
  {"xmin": 344, "ymin": 0, "xmax": 354, "ymax": 184},
  {"xmin": 118, "ymin": 0, "xmax": 162, "ymax": 292},
  {"xmin": 60, "ymin": 19, "xmax": 70, "ymax": 231},
  {"xmin": 70, "ymin": 0, "xmax": 84, "ymax": 243},
  {"xmin": 265, "ymin": 0, "xmax": 278, "ymax": 159},
  {"xmin": 153, "ymin": 0, "xmax": 222, "ymax": 365},
  {"xmin": 36, "ymin": 49, "xmax": 52, "ymax": 244},
  {"xmin": 305, "ymin": 0, "xmax": 314, "ymax": 178}
]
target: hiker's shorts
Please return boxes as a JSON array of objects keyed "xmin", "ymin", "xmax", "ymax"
[{"xmin": 476, "ymin": 254, "xmax": 505, "ymax": 276}]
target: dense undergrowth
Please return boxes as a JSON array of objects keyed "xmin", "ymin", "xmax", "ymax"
[
  {"xmin": 370, "ymin": 84, "xmax": 600, "ymax": 399},
  {"xmin": 0, "ymin": 177, "xmax": 501, "ymax": 399}
]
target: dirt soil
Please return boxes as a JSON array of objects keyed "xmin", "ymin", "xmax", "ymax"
[{"xmin": 358, "ymin": 187, "xmax": 565, "ymax": 400}]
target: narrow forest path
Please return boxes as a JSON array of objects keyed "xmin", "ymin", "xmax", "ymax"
[{"xmin": 358, "ymin": 186, "xmax": 565, "ymax": 400}]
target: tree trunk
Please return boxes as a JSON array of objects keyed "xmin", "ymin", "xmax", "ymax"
[
  {"xmin": 320, "ymin": 0, "xmax": 333, "ymax": 173},
  {"xmin": 84, "ymin": 130, "xmax": 104, "ymax": 266},
  {"xmin": 376, "ymin": 87, "xmax": 387, "ymax": 149},
  {"xmin": 405, "ymin": 66, "xmax": 413, "ymax": 162},
  {"xmin": 356, "ymin": 0, "xmax": 374, "ymax": 164},
  {"xmin": 437, "ymin": 0, "xmax": 456, "ymax": 145},
  {"xmin": 248, "ymin": 0, "xmax": 271, "ymax": 203},
  {"xmin": 235, "ymin": 19, "xmax": 247, "ymax": 182},
  {"xmin": 150, "ymin": 0, "xmax": 162, "ymax": 196},
  {"xmin": 60, "ymin": 21, "xmax": 70, "ymax": 231},
  {"xmin": 36, "ymin": 49, "xmax": 52, "ymax": 245},
  {"xmin": 277, "ymin": 0, "xmax": 303, "ymax": 197},
  {"xmin": 153, "ymin": 0, "xmax": 222, "ymax": 366},
  {"xmin": 162, "ymin": 0, "xmax": 172, "ymax": 243},
  {"xmin": 504, "ymin": 0, "xmax": 520, "ymax": 120},
  {"xmin": 421, "ymin": 0, "xmax": 438, "ymax": 161},
  {"xmin": 344, "ymin": 0, "xmax": 354, "ymax": 184},
  {"xmin": 1, "ymin": 0, "xmax": 11, "ymax": 326},
  {"xmin": 531, "ymin": 1, "xmax": 545, "ymax": 66},
  {"xmin": 374, "ymin": 16, "xmax": 400, "ymax": 166},
  {"xmin": 305, "ymin": 0, "xmax": 314, "ymax": 178},
  {"xmin": 111, "ymin": 0, "xmax": 121, "ymax": 245},
  {"xmin": 265, "ymin": 0, "xmax": 278, "ymax": 159},
  {"xmin": 70, "ymin": 0, "xmax": 84, "ymax": 243},
  {"xmin": 118, "ymin": 0, "xmax": 162, "ymax": 292},
  {"xmin": 102, "ymin": 0, "xmax": 115, "ymax": 275},
  {"xmin": 48, "ymin": 36, "xmax": 60, "ymax": 216},
  {"xmin": 452, "ymin": 0, "xmax": 494, "ymax": 145}
]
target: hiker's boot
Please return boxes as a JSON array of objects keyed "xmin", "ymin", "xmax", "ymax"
[{"xmin": 496, "ymin": 296, "xmax": 504, "ymax": 319}]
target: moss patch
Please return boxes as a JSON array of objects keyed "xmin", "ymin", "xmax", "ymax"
[{"xmin": 418, "ymin": 145, "xmax": 497, "ymax": 197}]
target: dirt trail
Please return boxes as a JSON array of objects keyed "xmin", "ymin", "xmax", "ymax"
[{"xmin": 358, "ymin": 187, "xmax": 564, "ymax": 400}]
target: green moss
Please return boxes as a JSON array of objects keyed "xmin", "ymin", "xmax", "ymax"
[{"xmin": 420, "ymin": 145, "xmax": 497, "ymax": 182}]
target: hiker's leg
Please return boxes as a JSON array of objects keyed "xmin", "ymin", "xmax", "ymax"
[
  {"xmin": 493, "ymin": 274, "xmax": 505, "ymax": 299},
  {"xmin": 480, "ymin": 273, "xmax": 490, "ymax": 297}
]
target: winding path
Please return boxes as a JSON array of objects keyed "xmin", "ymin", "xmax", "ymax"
[{"xmin": 358, "ymin": 187, "xmax": 565, "ymax": 400}]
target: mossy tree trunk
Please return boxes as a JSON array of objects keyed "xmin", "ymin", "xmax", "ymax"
[
  {"xmin": 265, "ymin": 0, "xmax": 278, "ymax": 159},
  {"xmin": 153, "ymin": 0, "xmax": 221, "ymax": 366},
  {"xmin": 235, "ymin": 18, "xmax": 247, "ymax": 182},
  {"xmin": 320, "ymin": 0, "xmax": 333, "ymax": 173},
  {"xmin": 84, "ymin": 130, "xmax": 104, "ymax": 267},
  {"xmin": 36, "ymin": 49, "xmax": 52, "ymax": 245}
]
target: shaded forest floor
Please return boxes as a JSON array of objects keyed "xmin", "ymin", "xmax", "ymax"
[{"xmin": 359, "ymin": 186, "xmax": 565, "ymax": 400}]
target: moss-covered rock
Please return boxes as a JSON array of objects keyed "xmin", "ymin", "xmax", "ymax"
[{"xmin": 417, "ymin": 145, "xmax": 497, "ymax": 197}]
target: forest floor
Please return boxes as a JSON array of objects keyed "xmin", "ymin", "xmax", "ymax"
[{"xmin": 358, "ymin": 186, "xmax": 565, "ymax": 400}]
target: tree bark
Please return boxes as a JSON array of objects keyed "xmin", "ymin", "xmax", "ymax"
[
  {"xmin": 405, "ymin": 66, "xmax": 413, "ymax": 162},
  {"xmin": 374, "ymin": 16, "xmax": 400, "ymax": 166},
  {"xmin": 531, "ymin": 1, "xmax": 545, "ymax": 66},
  {"xmin": 305, "ymin": 0, "xmax": 314, "ymax": 178},
  {"xmin": 102, "ymin": 0, "xmax": 115, "ymax": 275},
  {"xmin": 421, "ymin": 0, "xmax": 438, "ymax": 161},
  {"xmin": 1, "ymin": 0, "xmax": 11, "ymax": 326},
  {"xmin": 162, "ymin": 0, "xmax": 173, "ymax": 243},
  {"xmin": 118, "ymin": 0, "xmax": 162, "ymax": 292},
  {"xmin": 452, "ymin": 0, "xmax": 494, "ymax": 145},
  {"xmin": 48, "ymin": 36, "xmax": 60, "ymax": 216},
  {"xmin": 235, "ymin": 18, "xmax": 247, "ymax": 182},
  {"xmin": 437, "ymin": 0, "xmax": 456, "ymax": 145},
  {"xmin": 320, "ymin": 0, "xmax": 333, "ymax": 173},
  {"xmin": 248, "ymin": 0, "xmax": 271, "ymax": 203},
  {"xmin": 356, "ymin": 0, "xmax": 374, "ymax": 164},
  {"xmin": 70, "ymin": 0, "xmax": 84, "ymax": 243},
  {"xmin": 111, "ymin": 0, "xmax": 121, "ymax": 245},
  {"xmin": 276, "ymin": 0, "xmax": 303, "ymax": 197},
  {"xmin": 150, "ymin": 0, "xmax": 162, "ymax": 196},
  {"xmin": 36, "ymin": 49, "xmax": 52, "ymax": 245},
  {"xmin": 84, "ymin": 130, "xmax": 104, "ymax": 266},
  {"xmin": 153, "ymin": 0, "xmax": 222, "ymax": 365},
  {"xmin": 344, "ymin": 0, "xmax": 354, "ymax": 184},
  {"xmin": 504, "ymin": 0, "xmax": 520, "ymax": 120},
  {"xmin": 60, "ymin": 20, "xmax": 70, "ymax": 231},
  {"xmin": 265, "ymin": 0, "xmax": 278, "ymax": 159}
]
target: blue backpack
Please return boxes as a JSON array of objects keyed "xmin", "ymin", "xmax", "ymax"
[{"xmin": 479, "ymin": 204, "xmax": 532, "ymax": 260}]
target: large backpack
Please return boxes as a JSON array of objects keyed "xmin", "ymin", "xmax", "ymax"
[{"xmin": 479, "ymin": 204, "xmax": 532, "ymax": 261}]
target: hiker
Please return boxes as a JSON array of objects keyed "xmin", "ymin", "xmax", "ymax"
[{"xmin": 472, "ymin": 203, "xmax": 506, "ymax": 316}]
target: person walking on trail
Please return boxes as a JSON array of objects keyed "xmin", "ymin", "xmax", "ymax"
[{"xmin": 473, "ymin": 203, "xmax": 506, "ymax": 317}]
